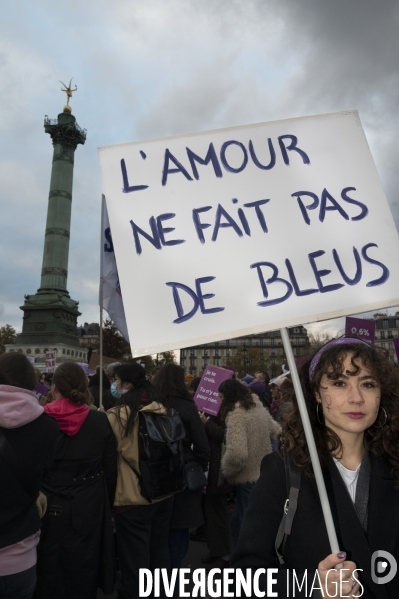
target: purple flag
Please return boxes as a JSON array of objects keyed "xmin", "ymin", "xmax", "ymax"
[
  {"xmin": 193, "ymin": 366, "xmax": 233, "ymax": 416},
  {"xmin": 345, "ymin": 316, "xmax": 375, "ymax": 344}
]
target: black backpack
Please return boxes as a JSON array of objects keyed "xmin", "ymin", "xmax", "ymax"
[{"xmin": 123, "ymin": 408, "xmax": 187, "ymax": 502}]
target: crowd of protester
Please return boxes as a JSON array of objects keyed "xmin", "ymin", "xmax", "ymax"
[{"xmin": 1, "ymin": 339, "xmax": 398, "ymax": 598}]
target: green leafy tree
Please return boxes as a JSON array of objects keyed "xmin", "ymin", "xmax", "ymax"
[
  {"xmin": 0, "ymin": 324, "xmax": 17, "ymax": 353},
  {"xmin": 226, "ymin": 345, "xmax": 271, "ymax": 377},
  {"xmin": 127, "ymin": 354, "xmax": 156, "ymax": 373},
  {"xmin": 124, "ymin": 352, "xmax": 176, "ymax": 375},
  {"xmin": 305, "ymin": 331, "xmax": 335, "ymax": 352},
  {"xmin": 102, "ymin": 318, "xmax": 127, "ymax": 359},
  {"xmin": 156, "ymin": 351, "xmax": 177, "ymax": 366}
]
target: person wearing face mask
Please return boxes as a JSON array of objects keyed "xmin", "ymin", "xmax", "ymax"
[
  {"xmin": 233, "ymin": 339, "xmax": 399, "ymax": 598},
  {"xmin": 107, "ymin": 363, "xmax": 174, "ymax": 599}
]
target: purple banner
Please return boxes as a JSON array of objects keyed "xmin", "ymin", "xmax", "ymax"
[
  {"xmin": 345, "ymin": 316, "xmax": 375, "ymax": 344},
  {"xmin": 193, "ymin": 366, "xmax": 233, "ymax": 416}
]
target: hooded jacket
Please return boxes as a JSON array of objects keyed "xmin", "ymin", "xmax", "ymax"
[
  {"xmin": 35, "ymin": 398, "xmax": 118, "ymax": 597},
  {"xmin": 221, "ymin": 394, "xmax": 281, "ymax": 484},
  {"xmin": 108, "ymin": 401, "xmax": 172, "ymax": 506},
  {"xmin": 43, "ymin": 397, "xmax": 89, "ymax": 435},
  {"xmin": 0, "ymin": 385, "xmax": 59, "ymax": 572}
]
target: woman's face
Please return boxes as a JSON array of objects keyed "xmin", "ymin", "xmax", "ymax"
[
  {"xmin": 316, "ymin": 354, "xmax": 381, "ymax": 439},
  {"xmin": 114, "ymin": 376, "xmax": 131, "ymax": 392},
  {"xmin": 271, "ymin": 385, "xmax": 280, "ymax": 399}
]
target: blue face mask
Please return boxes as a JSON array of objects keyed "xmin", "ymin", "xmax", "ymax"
[{"xmin": 111, "ymin": 381, "xmax": 122, "ymax": 399}]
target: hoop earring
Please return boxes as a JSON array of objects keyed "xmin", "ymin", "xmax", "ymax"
[
  {"xmin": 373, "ymin": 406, "xmax": 387, "ymax": 428},
  {"xmin": 316, "ymin": 403, "xmax": 324, "ymax": 425}
]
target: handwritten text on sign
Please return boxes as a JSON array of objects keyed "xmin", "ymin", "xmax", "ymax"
[
  {"xmin": 45, "ymin": 351, "xmax": 56, "ymax": 373},
  {"xmin": 98, "ymin": 111, "xmax": 399, "ymax": 356}
]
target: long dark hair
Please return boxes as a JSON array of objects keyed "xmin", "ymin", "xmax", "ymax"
[
  {"xmin": 279, "ymin": 342, "xmax": 399, "ymax": 486},
  {"xmin": 151, "ymin": 363, "xmax": 191, "ymax": 407},
  {"xmin": 114, "ymin": 363, "xmax": 161, "ymax": 437},
  {"xmin": 52, "ymin": 362, "xmax": 91, "ymax": 406},
  {"xmin": 218, "ymin": 379, "xmax": 256, "ymax": 420}
]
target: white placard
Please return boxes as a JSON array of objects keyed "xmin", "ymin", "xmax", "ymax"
[
  {"xmin": 45, "ymin": 351, "xmax": 56, "ymax": 373},
  {"xmin": 98, "ymin": 111, "xmax": 399, "ymax": 357}
]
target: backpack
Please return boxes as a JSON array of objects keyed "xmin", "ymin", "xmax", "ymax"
[
  {"xmin": 275, "ymin": 448, "xmax": 302, "ymax": 565},
  {"xmin": 123, "ymin": 408, "xmax": 187, "ymax": 502}
]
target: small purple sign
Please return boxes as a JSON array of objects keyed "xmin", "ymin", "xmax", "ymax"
[
  {"xmin": 345, "ymin": 316, "xmax": 375, "ymax": 344},
  {"xmin": 34, "ymin": 382, "xmax": 49, "ymax": 401},
  {"xmin": 193, "ymin": 366, "xmax": 233, "ymax": 416}
]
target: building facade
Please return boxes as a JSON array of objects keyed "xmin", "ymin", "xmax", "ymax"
[
  {"xmin": 373, "ymin": 312, "xmax": 399, "ymax": 361},
  {"xmin": 180, "ymin": 326, "xmax": 309, "ymax": 378},
  {"xmin": 77, "ymin": 322, "xmax": 100, "ymax": 350}
]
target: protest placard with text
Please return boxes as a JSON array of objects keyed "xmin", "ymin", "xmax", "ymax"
[
  {"xmin": 98, "ymin": 111, "xmax": 399, "ymax": 356},
  {"xmin": 45, "ymin": 351, "xmax": 56, "ymax": 373},
  {"xmin": 345, "ymin": 316, "xmax": 375, "ymax": 344},
  {"xmin": 193, "ymin": 366, "xmax": 233, "ymax": 416}
]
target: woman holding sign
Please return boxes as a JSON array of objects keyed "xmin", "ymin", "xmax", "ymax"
[{"xmin": 232, "ymin": 339, "xmax": 399, "ymax": 598}]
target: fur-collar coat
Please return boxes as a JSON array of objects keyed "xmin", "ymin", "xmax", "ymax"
[{"xmin": 221, "ymin": 395, "xmax": 281, "ymax": 485}]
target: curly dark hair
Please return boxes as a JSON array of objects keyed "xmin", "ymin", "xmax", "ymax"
[
  {"xmin": 218, "ymin": 379, "xmax": 256, "ymax": 419},
  {"xmin": 278, "ymin": 341, "xmax": 399, "ymax": 486}
]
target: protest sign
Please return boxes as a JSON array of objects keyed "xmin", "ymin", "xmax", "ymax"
[
  {"xmin": 345, "ymin": 316, "xmax": 375, "ymax": 344},
  {"xmin": 45, "ymin": 351, "xmax": 56, "ymax": 373},
  {"xmin": 98, "ymin": 111, "xmax": 399, "ymax": 356},
  {"xmin": 193, "ymin": 366, "xmax": 233, "ymax": 416},
  {"xmin": 34, "ymin": 382, "xmax": 49, "ymax": 401},
  {"xmin": 76, "ymin": 362, "xmax": 95, "ymax": 376}
]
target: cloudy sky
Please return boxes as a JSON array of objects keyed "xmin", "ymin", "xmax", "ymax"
[{"xmin": 1, "ymin": 0, "xmax": 398, "ymax": 339}]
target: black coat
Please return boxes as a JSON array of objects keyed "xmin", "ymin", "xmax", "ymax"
[
  {"xmin": 88, "ymin": 373, "xmax": 115, "ymax": 411},
  {"xmin": 205, "ymin": 414, "xmax": 234, "ymax": 494},
  {"xmin": 168, "ymin": 395, "xmax": 210, "ymax": 528},
  {"xmin": 35, "ymin": 410, "xmax": 118, "ymax": 599},
  {"xmin": 233, "ymin": 451, "xmax": 399, "ymax": 599},
  {"xmin": 0, "ymin": 414, "xmax": 59, "ymax": 549}
]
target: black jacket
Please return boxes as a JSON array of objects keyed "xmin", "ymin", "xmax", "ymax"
[
  {"xmin": 168, "ymin": 395, "xmax": 210, "ymax": 528},
  {"xmin": 88, "ymin": 373, "xmax": 115, "ymax": 411},
  {"xmin": 35, "ymin": 410, "xmax": 118, "ymax": 598},
  {"xmin": 233, "ymin": 451, "xmax": 399, "ymax": 599},
  {"xmin": 0, "ymin": 414, "xmax": 59, "ymax": 549},
  {"xmin": 205, "ymin": 414, "xmax": 234, "ymax": 494}
]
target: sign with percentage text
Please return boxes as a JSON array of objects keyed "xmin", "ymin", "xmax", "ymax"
[{"xmin": 345, "ymin": 316, "xmax": 375, "ymax": 344}]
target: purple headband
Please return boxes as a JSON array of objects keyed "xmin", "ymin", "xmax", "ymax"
[{"xmin": 309, "ymin": 337, "xmax": 370, "ymax": 381}]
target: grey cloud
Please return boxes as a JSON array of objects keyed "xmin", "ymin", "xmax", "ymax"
[{"xmin": 1, "ymin": 0, "xmax": 398, "ymax": 332}]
